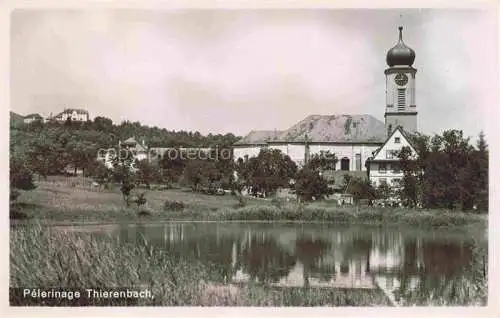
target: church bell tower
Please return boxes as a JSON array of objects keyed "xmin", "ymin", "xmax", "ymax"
[{"xmin": 384, "ymin": 26, "xmax": 418, "ymax": 136}]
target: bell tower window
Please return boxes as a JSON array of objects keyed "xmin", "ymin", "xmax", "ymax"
[{"xmin": 397, "ymin": 88, "xmax": 406, "ymax": 110}]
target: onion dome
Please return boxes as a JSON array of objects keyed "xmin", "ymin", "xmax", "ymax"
[{"xmin": 386, "ymin": 26, "xmax": 415, "ymax": 67}]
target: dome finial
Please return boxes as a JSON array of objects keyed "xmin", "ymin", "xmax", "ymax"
[{"xmin": 386, "ymin": 26, "xmax": 415, "ymax": 67}]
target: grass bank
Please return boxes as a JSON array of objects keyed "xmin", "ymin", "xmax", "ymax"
[
  {"xmin": 12, "ymin": 182, "xmax": 487, "ymax": 231},
  {"xmin": 10, "ymin": 224, "xmax": 390, "ymax": 306}
]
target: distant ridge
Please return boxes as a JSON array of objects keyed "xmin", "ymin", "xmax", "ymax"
[{"xmin": 235, "ymin": 114, "xmax": 386, "ymax": 145}]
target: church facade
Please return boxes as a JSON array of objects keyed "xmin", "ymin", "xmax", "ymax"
[{"xmin": 233, "ymin": 27, "xmax": 419, "ymax": 188}]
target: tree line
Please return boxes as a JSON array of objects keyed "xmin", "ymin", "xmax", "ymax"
[
  {"xmin": 10, "ymin": 116, "xmax": 488, "ymax": 213},
  {"xmin": 10, "ymin": 116, "xmax": 240, "ymax": 179},
  {"xmin": 396, "ymin": 130, "xmax": 488, "ymax": 211}
]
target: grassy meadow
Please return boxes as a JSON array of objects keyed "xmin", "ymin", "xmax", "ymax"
[{"xmin": 10, "ymin": 176, "xmax": 487, "ymax": 232}]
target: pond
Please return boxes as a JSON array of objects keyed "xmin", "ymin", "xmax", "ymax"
[{"xmin": 54, "ymin": 222, "xmax": 488, "ymax": 306}]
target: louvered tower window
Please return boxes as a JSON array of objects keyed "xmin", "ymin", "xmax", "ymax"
[
  {"xmin": 398, "ymin": 88, "xmax": 406, "ymax": 111},
  {"xmin": 397, "ymin": 89, "xmax": 406, "ymax": 111}
]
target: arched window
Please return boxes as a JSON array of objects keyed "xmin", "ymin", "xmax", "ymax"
[
  {"xmin": 387, "ymin": 124, "xmax": 393, "ymax": 136},
  {"xmin": 341, "ymin": 157, "xmax": 350, "ymax": 171}
]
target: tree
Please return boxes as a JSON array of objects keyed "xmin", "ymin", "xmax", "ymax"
[
  {"xmin": 183, "ymin": 159, "xmax": 207, "ymax": 192},
  {"xmin": 293, "ymin": 151, "xmax": 337, "ymax": 202},
  {"xmin": 183, "ymin": 158, "xmax": 221, "ymax": 192},
  {"xmin": 93, "ymin": 116, "xmax": 114, "ymax": 132},
  {"xmin": 294, "ymin": 168, "xmax": 333, "ymax": 202},
  {"xmin": 399, "ymin": 129, "xmax": 486, "ymax": 211},
  {"xmin": 10, "ymin": 155, "xmax": 36, "ymax": 202},
  {"xmin": 67, "ymin": 138, "xmax": 98, "ymax": 175},
  {"xmin": 159, "ymin": 149, "xmax": 186, "ymax": 185},
  {"xmin": 233, "ymin": 157, "xmax": 250, "ymax": 193},
  {"xmin": 111, "ymin": 148, "xmax": 136, "ymax": 206},
  {"xmin": 307, "ymin": 151, "xmax": 338, "ymax": 173},
  {"xmin": 471, "ymin": 131, "xmax": 488, "ymax": 211},
  {"xmin": 426, "ymin": 130, "xmax": 474, "ymax": 210},
  {"xmin": 120, "ymin": 180, "xmax": 135, "ymax": 207},
  {"xmin": 10, "ymin": 156, "xmax": 36, "ymax": 190},
  {"xmin": 211, "ymin": 145, "xmax": 235, "ymax": 189},
  {"xmin": 345, "ymin": 176, "xmax": 376, "ymax": 206},
  {"xmin": 136, "ymin": 160, "xmax": 157, "ymax": 189},
  {"xmin": 398, "ymin": 146, "xmax": 422, "ymax": 208},
  {"xmin": 86, "ymin": 160, "xmax": 111, "ymax": 189},
  {"xmin": 376, "ymin": 182, "xmax": 392, "ymax": 201},
  {"xmin": 10, "ymin": 155, "xmax": 37, "ymax": 219},
  {"xmin": 245, "ymin": 149, "xmax": 297, "ymax": 196}
]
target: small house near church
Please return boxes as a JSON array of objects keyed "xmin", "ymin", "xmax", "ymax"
[{"xmin": 366, "ymin": 126, "xmax": 418, "ymax": 187}]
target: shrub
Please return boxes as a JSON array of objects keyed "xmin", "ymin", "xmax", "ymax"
[
  {"xmin": 138, "ymin": 207, "xmax": 153, "ymax": 217},
  {"xmin": 164, "ymin": 200, "xmax": 185, "ymax": 212},
  {"xmin": 270, "ymin": 197, "xmax": 285, "ymax": 208},
  {"xmin": 10, "ymin": 190, "xmax": 20, "ymax": 202},
  {"xmin": 10, "ymin": 157, "xmax": 37, "ymax": 191},
  {"xmin": 233, "ymin": 192, "xmax": 246, "ymax": 208},
  {"xmin": 9, "ymin": 206, "xmax": 29, "ymax": 220},
  {"xmin": 135, "ymin": 192, "xmax": 147, "ymax": 206},
  {"xmin": 120, "ymin": 182, "xmax": 135, "ymax": 206}
]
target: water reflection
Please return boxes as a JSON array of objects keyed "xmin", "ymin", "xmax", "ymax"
[{"xmin": 109, "ymin": 223, "xmax": 485, "ymax": 305}]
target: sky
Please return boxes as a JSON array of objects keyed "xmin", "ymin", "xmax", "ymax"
[{"xmin": 10, "ymin": 8, "xmax": 498, "ymax": 141}]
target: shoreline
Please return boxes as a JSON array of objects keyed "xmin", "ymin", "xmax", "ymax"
[
  {"xmin": 11, "ymin": 185, "xmax": 488, "ymax": 234},
  {"xmin": 12, "ymin": 216, "xmax": 488, "ymax": 227},
  {"xmin": 11, "ymin": 208, "xmax": 488, "ymax": 230}
]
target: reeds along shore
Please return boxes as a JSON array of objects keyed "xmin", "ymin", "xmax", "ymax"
[{"xmin": 10, "ymin": 224, "xmax": 392, "ymax": 306}]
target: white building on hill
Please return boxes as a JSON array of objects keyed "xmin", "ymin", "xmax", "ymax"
[
  {"xmin": 51, "ymin": 108, "xmax": 90, "ymax": 122},
  {"xmin": 232, "ymin": 26, "xmax": 420, "ymax": 188}
]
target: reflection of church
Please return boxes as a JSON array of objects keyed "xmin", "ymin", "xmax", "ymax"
[
  {"xmin": 152, "ymin": 223, "xmax": 475, "ymax": 305},
  {"xmin": 233, "ymin": 26, "xmax": 420, "ymax": 188},
  {"xmin": 230, "ymin": 230, "xmax": 408, "ymax": 289}
]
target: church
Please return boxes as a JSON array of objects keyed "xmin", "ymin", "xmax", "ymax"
[{"xmin": 232, "ymin": 26, "xmax": 419, "ymax": 188}]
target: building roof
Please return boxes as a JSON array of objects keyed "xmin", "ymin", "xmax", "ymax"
[
  {"xmin": 24, "ymin": 113, "xmax": 43, "ymax": 119},
  {"xmin": 63, "ymin": 108, "xmax": 88, "ymax": 114},
  {"xmin": 10, "ymin": 111, "xmax": 24, "ymax": 127},
  {"xmin": 122, "ymin": 137, "xmax": 138, "ymax": 145},
  {"xmin": 121, "ymin": 137, "xmax": 147, "ymax": 152},
  {"xmin": 234, "ymin": 130, "xmax": 284, "ymax": 145},
  {"xmin": 369, "ymin": 125, "xmax": 418, "ymax": 161},
  {"xmin": 234, "ymin": 114, "xmax": 386, "ymax": 146},
  {"xmin": 53, "ymin": 108, "xmax": 89, "ymax": 118}
]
